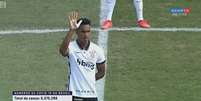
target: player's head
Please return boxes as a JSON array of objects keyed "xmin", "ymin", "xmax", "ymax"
[
  {"xmin": 76, "ymin": 18, "xmax": 91, "ymax": 44},
  {"xmin": 77, "ymin": 17, "xmax": 91, "ymax": 26}
]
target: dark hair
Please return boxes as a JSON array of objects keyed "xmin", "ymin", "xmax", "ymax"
[{"xmin": 77, "ymin": 18, "xmax": 91, "ymax": 26}]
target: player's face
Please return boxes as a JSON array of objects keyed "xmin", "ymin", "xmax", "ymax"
[{"xmin": 77, "ymin": 24, "xmax": 91, "ymax": 44}]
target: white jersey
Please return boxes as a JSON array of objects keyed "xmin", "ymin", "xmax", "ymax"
[{"xmin": 67, "ymin": 40, "xmax": 105, "ymax": 98}]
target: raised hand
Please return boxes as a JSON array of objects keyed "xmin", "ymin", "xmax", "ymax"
[{"xmin": 68, "ymin": 11, "xmax": 79, "ymax": 30}]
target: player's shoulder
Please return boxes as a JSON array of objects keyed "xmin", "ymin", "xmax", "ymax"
[
  {"xmin": 69, "ymin": 40, "xmax": 76, "ymax": 46},
  {"xmin": 90, "ymin": 42, "xmax": 100, "ymax": 48},
  {"xmin": 68, "ymin": 41, "xmax": 78, "ymax": 51},
  {"xmin": 90, "ymin": 42, "xmax": 104, "ymax": 52}
]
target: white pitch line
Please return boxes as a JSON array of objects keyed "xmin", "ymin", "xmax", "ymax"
[
  {"xmin": 109, "ymin": 27, "xmax": 201, "ymax": 32},
  {"xmin": 1, "ymin": 27, "xmax": 201, "ymax": 35},
  {"xmin": 0, "ymin": 29, "xmax": 66, "ymax": 35},
  {"xmin": 96, "ymin": 0, "xmax": 108, "ymax": 101},
  {"xmin": 96, "ymin": 30, "xmax": 108, "ymax": 101}
]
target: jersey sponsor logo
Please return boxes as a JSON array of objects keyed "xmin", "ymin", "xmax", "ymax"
[{"xmin": 77, "ymin": 58, "xmax": 95, "ymax": 70}]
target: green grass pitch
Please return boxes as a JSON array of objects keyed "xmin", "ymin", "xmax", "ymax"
[{"xmin": 1, "ymin": 0, "xmax": 201, "ymax": 101}]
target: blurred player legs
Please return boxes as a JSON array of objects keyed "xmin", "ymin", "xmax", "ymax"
[{"xmin": 101, "ymin": 0, "xmax": 150, "ymax": 29}]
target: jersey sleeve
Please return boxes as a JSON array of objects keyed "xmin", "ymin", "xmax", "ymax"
[
  {"xmin": 68, "ymin": 41, "xmax": 74, "ymax": 54},
  {"xmin": 96, "ymin": 47, "xmax": 106, "ymax": 64}
]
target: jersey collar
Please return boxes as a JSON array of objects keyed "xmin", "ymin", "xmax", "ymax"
[{"xmin": 76, "ymin": 40, "xmax": 90, "ymax": 50}]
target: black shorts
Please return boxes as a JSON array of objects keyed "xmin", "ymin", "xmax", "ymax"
[{"xmin": 73, "ymin": 96, "xmax": 98, "ymax": 101}]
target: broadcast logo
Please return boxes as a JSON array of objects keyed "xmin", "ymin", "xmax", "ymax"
[{"xmin": 170, "ymin": 7, "xmax": 191, "ymax": 16}]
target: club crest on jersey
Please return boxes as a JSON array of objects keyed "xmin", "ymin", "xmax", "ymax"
[
  {"xmin": 89, "ymin": 50, "xmax": 96, "ymax": 59},
  {"xmin": 77, "ymin": 58, "xmax": 95, "ymax": 70}
]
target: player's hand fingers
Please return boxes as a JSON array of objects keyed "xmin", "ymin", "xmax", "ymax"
[
  {"xmin": 75, "ymin": 11, "xmax": 79, "ymax": 20},
  {"xmin": 68, "ymin": 11, "xmax": 80, "ymax": 30},
  {"xmin": 68, "ymin": 16, "xmax": 72, "ymax": 25},
  {"xmin": 72, "ymin": 11, "xmax": 76, "ymax": 20},
  {"xmin": 68, "ymin": 13, "xmax": 75, "ymax": 29}
]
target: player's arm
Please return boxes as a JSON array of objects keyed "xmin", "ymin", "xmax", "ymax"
[
  {"xmin": 96, "ymin": 63, "xmax": 106, "ymax": 80},
  {"xmin": 59, "ymin": 11, "xmax": 78, "ymax": 56}
]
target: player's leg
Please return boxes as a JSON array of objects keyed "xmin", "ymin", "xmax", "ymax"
[
  {"xmin": 101, "ymin": 0, "xmax": 116, "ymax": 29},
  {"xmin": 134, "ymin": 0, "xmax": 143, "ymax": 21},
  {"xmin": 133, "ymin": 0, "xmax": 150, "ymax": 28}
]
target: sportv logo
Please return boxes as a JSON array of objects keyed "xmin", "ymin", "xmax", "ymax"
[
  {"xmin": 77, "ymin": 58, "xmax": 95, "ymax": 70},
  {"xmin": 170, "ymin": 7, "xmax": 191, "ymax": 16}
]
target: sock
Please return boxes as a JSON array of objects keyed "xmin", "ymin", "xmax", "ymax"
[
  {"xmin": 133, "ymin": 0, "xmax": 143, "ymax": 21},
  {"xmin": 102, "ymin": 0, "xmax": 116, "ymax": 21}
]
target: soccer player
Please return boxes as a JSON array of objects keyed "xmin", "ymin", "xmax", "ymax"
[
  {"xmin": 101, "ymin": 0, "xmax": 150, "ymax": 29},
  {"xmin": 59, "ymin": 11, "xmax": 106, "ymax": 101}
]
